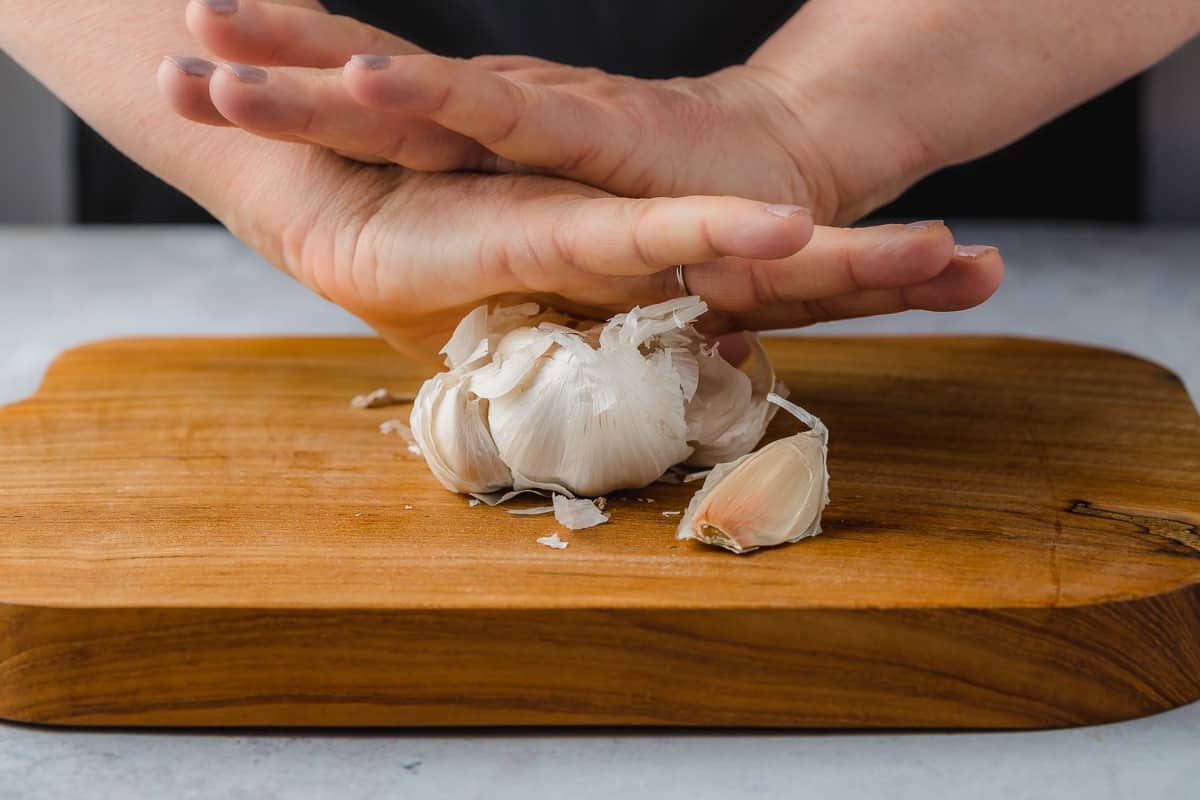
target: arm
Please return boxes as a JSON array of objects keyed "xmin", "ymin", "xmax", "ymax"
[
  {"xmin": 749, "ymin": 0, "xmax": 1200, "ymax": 220},
  {"xmin": 0, "ymin": 0, "xmax": 1002, "ymax": 360},
  {"xmin": 0, "ymin": 0, "xmax": 429, "ymax": 247},
  {"xmin": 0, "ymin": 0, "xmax": 267, "ymax": 217},
  {"xmin": 224, "ymin": 0, "xmax": 1199, "ymax": 224}
]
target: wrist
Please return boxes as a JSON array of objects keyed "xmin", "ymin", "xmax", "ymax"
[{"xmin": 739, "ymin": 58, "xmax": 942, "ymax": 224}]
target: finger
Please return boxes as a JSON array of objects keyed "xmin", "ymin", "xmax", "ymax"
[
  {"xmin": 683, "ymin": 220, "xmax": 960, "ymax": 312},
  {"xmin": 904, "ymin": 244, "xmax": 1005, "ymax": 311},
  {"xmin": 186, "ymin": 0, "xmax": 422, "ymax": 68},
  {"xmin": 524, "ymin": 198, "xmax": 814, "ymax": 280},
  {"xmin": 711, "ymin": 247, "xmax": 1005, "ymax": 331},
  {"xmin": 344, "ymin": 54, "xmax": 629, "ymax": 175},
  {"xmin": 468, "ymin": 54, "xmax": 559, "ymax": 73},
  {"xmin": 157, "ymin": 56, "xmax": 234, "ymax": 127},
  {"xmin": 206, "ymin": 63, "xmax": 491, "ymax": 171}
]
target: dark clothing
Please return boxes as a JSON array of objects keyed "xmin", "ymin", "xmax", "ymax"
[{"xmin": 75, "ymin": 1, "xmax": 1141, "ymax": 222}]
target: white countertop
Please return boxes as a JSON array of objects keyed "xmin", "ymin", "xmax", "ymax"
[{"xmin": 0, "ymin": 222, "xmax": 1197, "ymax": 799}]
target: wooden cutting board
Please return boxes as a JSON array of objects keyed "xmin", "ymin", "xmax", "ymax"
[{"xmin": 1, "ymin": 336, "xmax": 1198, "ymax": 729}]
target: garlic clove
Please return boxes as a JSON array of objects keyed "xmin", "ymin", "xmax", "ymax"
[
  {"xmin": 486, "ymin": 336, "xmax": 692, "ymax": 497},
  {"xmin": 439, "ymin": 305, "xmax": 490, "ymax": 369},
  {"xmin": 677, "ymin": 393, "xmax": 829, "ymax": 554},
  {"xmin": 686, "ymin": 334, "xmax": 780, "ymax": 467},
  {"xmin": 439, "ymin": 302, "xmax": 542, "ymax": 370},
  {"xmin": 410, "ymin": 372, "xmax": 512, "ymax": 494},
  {"xmin": 684, "ymin": 347, "xmax": 754, "ymax": 448},
  {"xmin": 664, "ymin": 347, "xmax": 701, "ymax": 402},
  {"xmin": 468, "ymin": 328, "xmax": 556, "ymax": 399}
]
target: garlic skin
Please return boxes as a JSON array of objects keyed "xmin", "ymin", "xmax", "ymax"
[
  {"xmin": 676, "ymin": 393, "xmax": 830, "ymax": 554},
  {"xmin": 551, "ymin": 495, "xmax": 611, "ymax": 530},
  {"xmin": 411, "ymin": 296, "xmax": 782, "ymax": 499},
  {"xmin": 536, "ymin": 533, "xmax": 569, "ymax": 550},
  {"xmin": 684, "ymin": 335, "xmax": 780, "ymax": 466}
]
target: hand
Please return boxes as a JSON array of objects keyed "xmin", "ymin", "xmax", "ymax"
[
  {"xmin": 177, "ymin": 0, "xmax": 864, "ymax": 223},
  {"xmin": 159, "ymin": 0, "xmax": 1003, "ymax": 359},
  {"xmin": 158, "ymin": 55, "xmax": 1001, "ymax": 361}
]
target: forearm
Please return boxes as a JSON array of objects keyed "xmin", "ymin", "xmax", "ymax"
[
  {"xmin": 751, "ymin": 0, "xmax": 1200, "ymax": 221},
  {"xmin": 0, "ymin": 1, "xmax": 421, "ymax": 227},
  {"xmin": 1, "ymin": 1, "xmax": 264, "ymax": 216}
]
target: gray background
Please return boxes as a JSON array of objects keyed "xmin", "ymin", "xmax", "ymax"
[{"xmin": 2, "ymin": 37, "xmax": 1200, "ymax": 223}]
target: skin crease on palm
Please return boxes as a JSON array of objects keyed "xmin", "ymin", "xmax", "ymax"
[{"xmin": 149, "ymin": 0, "xmax": 1007, "ymax": 360}]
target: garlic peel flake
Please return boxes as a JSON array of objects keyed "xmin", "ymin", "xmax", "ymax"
[
  {"xmin": 507, "ymin": 505, "xmax": 556, "ymax": 516},
  {"xmin": 552, "ymin": 494, "xmax": 611, "ymax": 530},
  {"xmin": 536, "ymin": 533, "xmax": 569, "ymax": 549}
]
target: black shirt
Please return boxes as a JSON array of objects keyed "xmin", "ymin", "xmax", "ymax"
[{"xmin": 75, "ymin": 0, "xmax": 1140, "ymax": 222}]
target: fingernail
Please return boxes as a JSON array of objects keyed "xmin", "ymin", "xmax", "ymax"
[
  {"xmin": 196, "ymin": 0, "xmax": 239, "ymax": 14},
  {"xmin": 165, "ymin": 56, "xmax": 216, "ymax": 78},
  {"xmin": 954, "ymin": 244, "xmax": 999, "ymax": 258},
  {"xmin": 765, "ymin": 203, "xmax": 810, "ymax": 219},
  {"xmin": 351, "ymin": 54, "xmax": 392, "ymax": 70},
  {"xmin": 224, "ymin": 63, "xmax": 268, "ymax": 84},
  {"xmin": 905, "ymin": 219, "xmax": 943, "ymax": 232}
]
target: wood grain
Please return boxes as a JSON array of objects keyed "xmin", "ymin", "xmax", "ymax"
[{"xmin": 0, "ymin": 336, "xmax": 1197, "ymax": 728}]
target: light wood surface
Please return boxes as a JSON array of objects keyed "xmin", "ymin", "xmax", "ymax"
[{"xmin": 1, "ymin": 336, "xmax": 1197, "ymax": 728}]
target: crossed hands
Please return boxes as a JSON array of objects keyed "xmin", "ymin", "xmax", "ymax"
[{"xmin": 158, "ymin": 0, "xmax": 1002, "ymax": 358}]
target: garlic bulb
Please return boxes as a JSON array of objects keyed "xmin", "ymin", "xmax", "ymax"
[
  {"xmin": 409, "ymin": 296, "xmax": 780, "ymax": 497},
  {"xmin": 407, "ymin": 297, "xmax": 831, "ymax": 554}
]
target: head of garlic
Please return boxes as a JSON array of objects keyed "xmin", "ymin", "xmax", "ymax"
[{"xmin": 409, "ymin": 296, "xmax": 783, "ymax": 498}]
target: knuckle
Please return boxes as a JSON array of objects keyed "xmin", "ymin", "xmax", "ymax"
[
  {"xmin": 800, "ymin": 296, "xmax": 836, "ymax": 324},
  {"xmin": 477, "ymin": 82, "xmax": 529, "ymax": 146},
  {"xmin": 507, "ymin": 203, "xmax": 575, "ymax": 292},
  {"xmin": 747, "ymin": 265, "xmax": 786, "ymax": 310},
  {"xmin": 626, "ymin": 199, "xmax": 660, "ymax": 267},
  {"xmin": 842, "ymin": 243, "xmax": 870, "ymax": 292}
]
